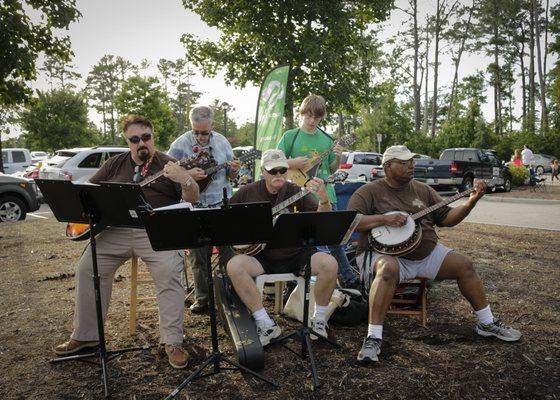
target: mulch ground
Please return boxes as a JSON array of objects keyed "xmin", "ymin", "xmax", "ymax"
[{"xmin": 0, "ymin": 209, "xmax": 559, "ymax": 399}]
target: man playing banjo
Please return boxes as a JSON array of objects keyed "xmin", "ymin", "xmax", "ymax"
[{"xmin": 347, "ymin": 145, "xmax": 521, "ymax": 363}]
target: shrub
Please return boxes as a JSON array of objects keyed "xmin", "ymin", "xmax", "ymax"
[{"xmin": 508, "ymin": 165, "xmax": 528, "ymax": 187}]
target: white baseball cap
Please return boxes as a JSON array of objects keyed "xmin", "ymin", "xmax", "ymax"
[
  {"xmin": 382, "ymin": 145, "xmax": 420, "ymax": 165},
  {"xmin": 261, "ymin": 149, "xmax": 289, "ymax": 171}
]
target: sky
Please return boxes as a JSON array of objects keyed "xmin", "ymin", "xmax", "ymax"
[{"xmin": 26, "ymin": 0, "xmax": 559, "ymax": 137}]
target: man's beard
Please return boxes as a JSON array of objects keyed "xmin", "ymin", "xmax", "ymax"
[{"xmin": 137, "ymin": 147, "xmax": 150, "ymax": 162}]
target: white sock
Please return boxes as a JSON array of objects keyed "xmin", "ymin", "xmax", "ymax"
[
  {"xmin": 252, "ymin": 308, "xmax": 273, "ymax": 325},
  {"xmin": 367, "ymin": 324, "xmax": 383, "ymax": 339},
  {"xmin": 313, "ymin": 305, "xmax": 329, "ymax": 321},
  {"xmin": 475, "ymin": 305, "xmax": 494, "ymax": 325}
]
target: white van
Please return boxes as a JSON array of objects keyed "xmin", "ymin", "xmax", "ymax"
[{"xmin": 1, "ymin": 148, "xmax": 32, "ymax": 174}]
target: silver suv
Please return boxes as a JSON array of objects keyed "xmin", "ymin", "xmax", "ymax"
[
  {"xmin": 39, "ymin": 146, "xmax": 129, "ymax": 183},
  {"xmin": 336, "ymin": 151, "xmax": 382, "ymax": 180}
]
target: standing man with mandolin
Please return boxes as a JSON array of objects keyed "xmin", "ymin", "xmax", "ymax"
[
  {"xmin": 348, "ymin": 145, "xmax": 522, "ymax": 363},
  {"xmin": 54, "ymin": 115, "xmax": 199, "ymax": 369},
  {"xmin": 277, "ymin": 94, "xmax": 357, "ymax": 289},
  {"xmin": 168, "ymin": 105, "xmax": 241, "ymax": 313}
]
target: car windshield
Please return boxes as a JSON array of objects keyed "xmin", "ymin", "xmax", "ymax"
[{"xmin": 45, "ymin": 151, "xmax": 78, "ymax": 168}]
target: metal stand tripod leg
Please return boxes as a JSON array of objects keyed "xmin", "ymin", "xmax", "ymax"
[
  {"xmin": 271, "ymin": 242, "xmax": 340, "ymax": 390},
  {"xmin": 50, "ymin": 218, "xmax": 149, "ymax": 398},
  {"xmin": 164, "ymin": 245, "xmax": 278, "ymax": 400}
]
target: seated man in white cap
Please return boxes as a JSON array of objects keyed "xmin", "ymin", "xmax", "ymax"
[
  {"xmin": 226, "ymin": 149, "xmax": 338, "ymax": 346},
  {"xmin": 347, "ymin": 145, "xmax": 522, "ymax": 363}
]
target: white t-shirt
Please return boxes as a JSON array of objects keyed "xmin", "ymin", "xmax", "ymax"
[{"xmin": 521, "ymin": 148, "xmax": 534, "ymax": 165}]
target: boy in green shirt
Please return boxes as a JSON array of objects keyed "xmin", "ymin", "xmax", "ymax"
[{"xmin": 276, "ymin": 94, "xmax": 357, "ymax": 288}]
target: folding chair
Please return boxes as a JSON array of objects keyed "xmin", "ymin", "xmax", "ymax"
[{"xmin": 529, "ymin": 168, "xmax": 547, "ymax": 192}]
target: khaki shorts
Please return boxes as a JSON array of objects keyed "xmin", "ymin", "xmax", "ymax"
[{"xmin": 357, "ymin": 244, "xmax": 452, "ymax": 292}]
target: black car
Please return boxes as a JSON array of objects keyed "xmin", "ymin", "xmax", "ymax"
[{"xmin": 0, "ymin": 174, "xmax": 40, "ymax": 221}]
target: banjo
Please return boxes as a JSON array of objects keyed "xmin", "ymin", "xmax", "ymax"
[
  {"xmin": 232, "ymin": 170, "xmax": 349, "ymax": 256},
  {"xmin": 369, "ymin": 183, "xmax": 489, "ymax": 256}
]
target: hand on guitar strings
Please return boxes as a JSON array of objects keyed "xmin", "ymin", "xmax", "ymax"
[
  {"xmin": 163, "ymin": 161, "xmax": 194, "ymax": 184},
  {"xmin": 306, "ymin": 177, "xmax": 329, "ymax": 203},
  {"xmin": 186, "ymin": 167, "xmax": 207, "ymax": 181},
  {"xmin": 332, "ymin": 143, "xmax": 344, "ymax": 158},
  {"xmin": 383, "ymin": 213, "xmax": 408, "ymax": 227},
  {"xmin": 290, "ymin": 156, "xmax": 311, "ymax": 171}
]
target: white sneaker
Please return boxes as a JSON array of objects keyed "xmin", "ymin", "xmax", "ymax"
[
  {"xmin": 255, "ymin": 319, "xmax": 281, "ymax": 346},
  {"xmin": 310, "ymin": 317, "xmax": 328, "ymax": 340}
]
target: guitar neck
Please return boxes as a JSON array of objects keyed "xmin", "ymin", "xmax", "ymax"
[
  {"xmin": 271, "ymin": 188, "xmax": 310, "ymax": 215},
  {"xmin": 139, "ymin": 169, "xmax": 164, "ymax": 187},
  {"xmin": 410, "ymin": 188, "xmax": 474, "ymax": 221}
]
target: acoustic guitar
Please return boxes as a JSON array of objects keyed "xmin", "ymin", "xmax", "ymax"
[
  {"xmin": 286, "ymin": 134, "xmax": 355, "ymax": 186},
  {"xmin": 196, "ymin": 148, "xmax": 261, "ymax": 192},
  {"xmin": 232, "ymin": 170, "xmax": 349, "ymax": 256},
  {"xmin": 65, "ymin": 152, "xmax": 208, "ymax": 241}
]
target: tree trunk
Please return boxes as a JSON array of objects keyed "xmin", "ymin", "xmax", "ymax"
[
  {"xmin": 493, "ymin": 25, "xmax": 502, "ymax": 136},
  {"xmin": 534, "ymin": 0, "xmax": 548, "ymax": 133},
  {"xmin": 412, "ymin": 0, "xmax": 421, "ymax": 133},
  {"xmin": 447, "ymin": 2, "xmax": 474, "ymax": 122},
  {"xmin": 430, "ymin": 0, "xmax": 441, "ymax": 138},
  {"xmin": 519, "ymin": 22, "xmax": 527, "ymax": 126},
  {"xmin": 338, "ymin": 113, "xmax": 345, "ymax": 137},
  {"xmin": 423, "ymin": 21, "xmax": 429, "ymax": 132},
  {"xmin": 528, "ymin": 1, "xmax": 536, "ymax": 135}
]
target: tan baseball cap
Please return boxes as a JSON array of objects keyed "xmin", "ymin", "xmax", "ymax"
[
  {"xmin": 261, "ymin": 149, "xmax": 289, "ymax": 171},
  {"xmin": 382, "ymin": 145, "xmax": 420, "ymax": 164}
]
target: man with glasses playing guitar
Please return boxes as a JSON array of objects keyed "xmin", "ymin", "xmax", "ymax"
[
  {"xmin": 348, "ymin": 145, "xmax": 522, "ymax": 363},
  {"xmin": 54, "ymin": 115, "xmax": 199, "ymax": 369},
  {"xmin": 168, "ymin": 105, "xmax": 241, "ymax": 314},
  {"xmin": 226, "ymin": 149, "xmax": 339, "ymax": 346}
]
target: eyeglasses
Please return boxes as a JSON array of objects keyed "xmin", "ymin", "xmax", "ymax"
[
  {"xmin": 193, "ymin": 130, "xmax": 211, "ymax": 136},
  {"xmin": 127, "ymin": 133, "xmax": 152, "ymax": 144},
  {"xmin": 267, "ymin": 167, "xmax": 288, "ymax": 175}
]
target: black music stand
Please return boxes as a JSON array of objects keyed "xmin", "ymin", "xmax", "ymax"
[
  {"xmin": 138, "ymin": 201, "xmax": 279, "ymax": 399},
  {"xmin": 266, "ymin": 210, "xmax": 358, "ymax": 390},
  {"xmin": 35, "ymin": 179, "xmax": 150, "ymax": 399}
]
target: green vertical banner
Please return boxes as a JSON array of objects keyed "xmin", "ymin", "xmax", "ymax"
[{"xmin": 253, "ymin": 65, "xmax": 290, "ymax": 178}]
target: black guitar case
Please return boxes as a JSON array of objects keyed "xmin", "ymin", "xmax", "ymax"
[{"xmin": 214, "ymin": 274, "xmax": 265, "ymax": 370}]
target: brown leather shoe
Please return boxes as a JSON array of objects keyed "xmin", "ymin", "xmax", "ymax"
[
  {"xmin": 54, "ymin": 339, "xmax": 99, "ymax": 356},
  {"xmin": 165, "ymin": 344, "xmax": 188, "ymax": 369},
  {"xmin": 189, "ymin": 300, "xmax": 208, "ymax": 314}
]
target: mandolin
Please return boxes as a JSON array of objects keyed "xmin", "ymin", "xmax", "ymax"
[
  {"xmin": 286, "ymin": 134, "xmax": 355, "ymax": 186},
  {"xmin": 196, "ymin": 148, "xmax": 261, "ymax": 192},
  {"xmin": 65, "ymin": 152, "xmax": 207, "ymax": 241}
]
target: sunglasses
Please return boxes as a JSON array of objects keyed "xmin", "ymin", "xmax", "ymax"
[
  {"xmin": 193, "ymin": 130, "xmax": 211, "ymax": 136},
  {"xmin": 267, "ymin": 167, "xmax": 288, "ymax": 175},
  {"xmin": 127, "ymin": 133, "xmax": 152, "ymax": 144}
]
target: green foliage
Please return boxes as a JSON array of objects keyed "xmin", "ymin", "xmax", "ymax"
[
  {"xmin": 19, "ymin": 89, "xmax": 97, "ymax": 152},
  {"xmin": 114, "ymin": 76, "xmax": 177, "ymax": 150},
  {"xmin": 235, "ymin": 122, "xmax": 256, "ymax": 146},
  {"xmin": 0, "ymin": 0, "xmax": 82, "ymax": 106},
  {"xmin": 508, "ymin": 164, "xmax": 528, "ymax": 187},
  {"xmin": 181, "ymin": 0, "xmax": 393, "ymax": 120}
]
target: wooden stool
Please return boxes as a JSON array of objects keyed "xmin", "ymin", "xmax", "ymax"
[
  {"xmin": 129, "ymin": 257, "xmax": 157, "ymax": 335},
  {"xmin": 387, "ymin": 278, "xmax": 428, "ymax": 327}
]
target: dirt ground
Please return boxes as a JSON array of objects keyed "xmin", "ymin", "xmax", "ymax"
[{"xmin": 0, "ymin": 185, "xmax": 559, "ymax": 399}]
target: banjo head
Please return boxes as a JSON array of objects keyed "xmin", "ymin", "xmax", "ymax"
[{"xmin": 370, "ymin": 211, "xmax": 415, "ymax": 246}]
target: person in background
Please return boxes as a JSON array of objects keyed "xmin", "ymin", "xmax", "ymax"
[
  {"xmin": 168, "ymin": 105, "xmax": 241, "ymax": 313},
  {"xmin": 521, "ymin": 145, "xmax": 534, "ymax": 168},
  {"xmin": 551, "ymin": 159, "xmax": 559, "ymax": 182},
  {"xmin": 511, "ymin": 149, "xmax": 523, "ymax": 167}
]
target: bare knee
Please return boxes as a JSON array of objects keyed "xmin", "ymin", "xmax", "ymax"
[
  {"xmin": 373, "ymin": 257, "xmax": 400, "ymax": 283},
  {"xmin": 312, "ymin": 253, "xmax": 338, "ymax": 279},
  {"xmin": 226, "ymin": 255, "xmax": 248, "ymax": 279}
]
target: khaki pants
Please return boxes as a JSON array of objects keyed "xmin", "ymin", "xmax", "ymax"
[{"xmin": 71, "ymin": 227, "xmax": 184, "ymax": 344}]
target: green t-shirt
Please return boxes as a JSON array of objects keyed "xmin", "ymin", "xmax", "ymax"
[{"xmin": 277, "ymin": 127, "xmax": 337, "ymax": 204}]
